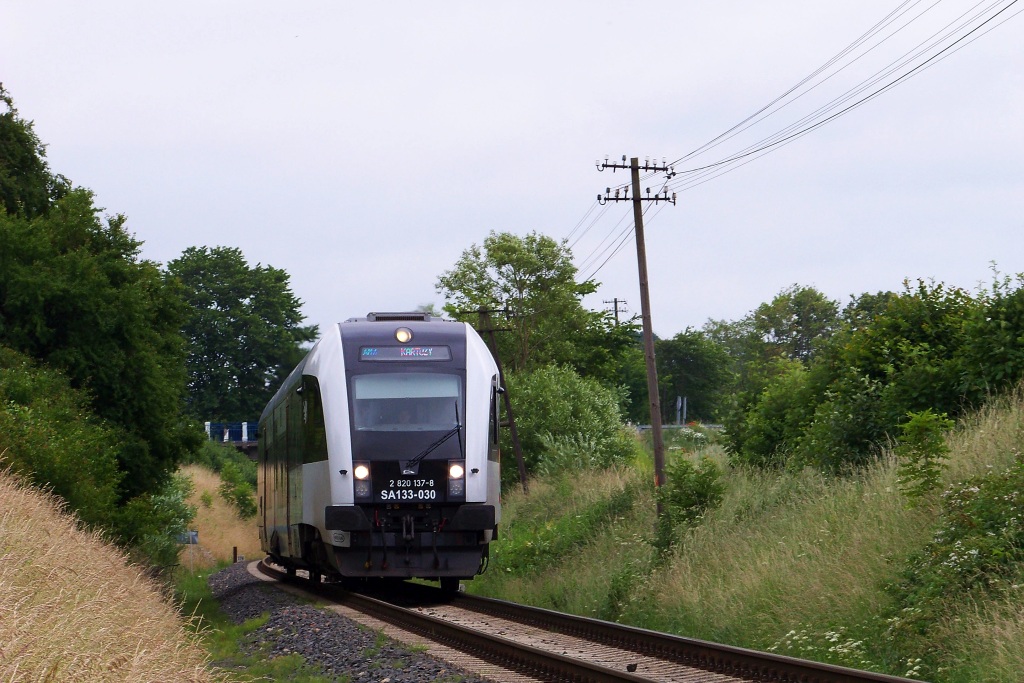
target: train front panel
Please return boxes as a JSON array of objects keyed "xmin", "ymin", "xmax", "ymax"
[{"xmin": 322, "ymin": 315, "xmax": 500, "ymax": 580}]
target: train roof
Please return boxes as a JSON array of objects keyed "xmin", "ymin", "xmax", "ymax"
[{"xmin": 344, "ymin": 312, "xmax": 451, "ymax": 323}]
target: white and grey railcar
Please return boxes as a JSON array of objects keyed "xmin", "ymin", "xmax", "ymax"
[{"xmin": 257, "ymin": 312, "xmax": 501, "ymax": 590}]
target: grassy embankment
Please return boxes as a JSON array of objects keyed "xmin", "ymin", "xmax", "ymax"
[
  {"xmin": 469, "ymin": 392, "xmax": 1024, "ymax": 682},
  {"xmin": 0, "ymin": 455, "xmax": 333, "ymax": 682},
  {"xmin": 178, "ymin": 463, "xmax": 262, "ymax": 571},
  {"xmin": 0, "ymin": 466, "xmax": 222, "ymax": 681}
]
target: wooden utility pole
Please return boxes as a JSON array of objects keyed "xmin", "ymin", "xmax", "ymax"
[
  {"xmin": 603, "ymin": 298, "xmax": 627, "ymax": 326},
  {"xmin": 597, "ymin": 156, "xmax": 676, "ymax": 514}
]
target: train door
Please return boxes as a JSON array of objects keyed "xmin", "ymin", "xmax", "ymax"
[
  {"xmin": 287, "ymin": 388, "xmax": 304, "ymax": 555},
  {"xmin": 257, "ymin": 422, "xmax": 268, "ymax": 550},
  {"xmin": 273, "ymin": 401, "xmax": 289, "ymax": 556}
]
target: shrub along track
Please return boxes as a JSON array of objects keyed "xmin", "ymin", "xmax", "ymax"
[{"xmin": 255, "ymin": 559, "xmax": 922, "ymax": 683}]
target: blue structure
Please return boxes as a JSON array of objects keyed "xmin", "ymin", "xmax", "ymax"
[{"xmin": 204, "ymin": 420, "xmax": 260, "ymax": 443}]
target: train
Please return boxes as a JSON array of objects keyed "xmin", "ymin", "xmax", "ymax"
[{"xmin": 257, "ymin": 312, "xmax": 501, "ymax": 591}]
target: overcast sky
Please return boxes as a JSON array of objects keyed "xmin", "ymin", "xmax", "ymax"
[{"xmin": 3, "ymin": 1, "xmax": 1022, "ymax": 339}]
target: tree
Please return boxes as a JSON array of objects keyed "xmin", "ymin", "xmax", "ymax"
[
  {"xmin": 752, "ymin": 284, "xmax": 839, "ymax": 362},
  {"xmin": 655, "ymin": 329, "xmax": 733, "ymax": 423},
  {"xmin": 0, "ymin": 189, "xmax": 197, "ymax": 500},
  {"xmin": 961, "ymin": 270, "xmax": 1024, "ymax": 404},
  {"xmin": 0, "ymin": 85, "xmax": 68, "ymax": 218},
  {"xmin": 436, "ymin": 231, "xmax": 598, "ymax": 372},
  {"xmin": 727, "ymin": 279, "xmax": 977, "ymax": 471},
  {"xmin": 0, "ymin": 86, "xmax": 200, "ymax": 562},
  {"xmin": 167, "ymin": 246, "xmax": 318, "ymax": 420}
]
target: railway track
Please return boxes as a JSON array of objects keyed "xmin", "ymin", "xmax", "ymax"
[{"xmin": 255, "ymin": 559, "xmax": 922, "ymax": 683}]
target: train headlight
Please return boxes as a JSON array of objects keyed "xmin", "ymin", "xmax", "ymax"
[
  {"xmin": 448, "ymin": 460, "xmax": 466, "ymax": 499},
  {"xmin": 395, "ymin": 327, "xmax": 413, "ymax": 343},
  {"xmin": 353, "ymin": 462, "xmax": 372, "ymax": 500}
]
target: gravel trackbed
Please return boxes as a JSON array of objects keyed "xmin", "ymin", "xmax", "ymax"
[{"xmin": 208, "ymin": 562, "xmax": 489, "ymax": 683}]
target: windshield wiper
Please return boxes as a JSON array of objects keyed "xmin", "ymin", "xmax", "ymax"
[{"xmin": 403, "ymin": 401, "xmax": 463, "ymax": 471}]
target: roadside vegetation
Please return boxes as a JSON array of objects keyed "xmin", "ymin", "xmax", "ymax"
[{"xmin": 472, "ymin": 395, "xmax": 1024, "ymax": 682}]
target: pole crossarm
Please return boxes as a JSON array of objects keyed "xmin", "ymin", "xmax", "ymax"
[{"xmin": 596, "ymin": 155, "xmax": 677, "ymax": 206}]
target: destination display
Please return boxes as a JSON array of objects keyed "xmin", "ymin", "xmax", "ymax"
[{"xmin": 359, "ymin": 345, "xmax": 452, "ymax": 361}]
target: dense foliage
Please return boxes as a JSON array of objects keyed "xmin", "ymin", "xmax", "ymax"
[
  {"xmin": 500, "ymin": 364, "xmax": 639, "ymax": 485},
  {"xmin": 0, "ymin": 86, "xmax": 68, "ymax": 218},
  {"xmin": 724, "ymin": 276, "xmax": 1024, "ymax": 472},
  {"xmin": 887, "ymin": 452, "xmax": 1024, "ymax": 678},
  {"xmin": 0, "ymin": 347, "xmax": 196, "ymax": 565},
  {"xmin": 1, "ymin": 93, "xmax": 198, "ymax": 501},
  {"xmin": 166, "ymin": 246, "xmax": 318, "ymax": 421},
  {"xmin": 655, "ymin": 328, "xmax": 733, "ymax": 424},
  {"xmin": 0, "ymin": 346, "xmax": 122, "ymax": 527}
]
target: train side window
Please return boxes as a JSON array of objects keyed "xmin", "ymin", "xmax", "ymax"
[
  {"xmin": 264, "ymin": 414, "xmax": 275, "ymax": 451},
  {"xmin": 274, "ymin": 403, "xmax": 287, "ymax": 442},
  {"xmin": 287, "ymin": 387, "xmax": 303, "ymax": 467},
  {"xmin": 302, "ymin": 376, "xmax": 328, "ymax": 464}
]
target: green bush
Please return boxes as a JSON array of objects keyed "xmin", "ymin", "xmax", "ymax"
[
  {"xmin": 961, "ymin": 270, "xmax": 1024, "ymax": 403},
  {"xmin": 895, "ymin": 409, "xmax": 954, "ymax": 503},
  {"xmin": 886, "ymin": 454, "xmax": 1024, "ymax": 676},
  {"xmin": 727, "ymin": 359, "xmax": 816, "ymax": 468},
  {"xmin": 114, "ymin": 473, "xmax": 197, "ymax": 570},
  {"xmin": 729, "ymin": 280, "xmax": 979, "ymax": 474},
  {"xmin": 655, "ymin": 455, "xmax": 725, "ymax": 549},
  {"xmin": 0, "ymin": 346, "xmax": 123, "ymax": 527},
  {"xmin": 218, "ymin": 459, "xmax": 257, "ymax": 519},
  {"xmin": 503, "ymin": 364, "xmax": 633, "ymax": 485},
  {"xmin": 187, "ymin": 440, "xmax": 257, "ymax": 487},
  {"xmin": 0, "ymin": 346, "xmax": 202, "ymax": 568}
]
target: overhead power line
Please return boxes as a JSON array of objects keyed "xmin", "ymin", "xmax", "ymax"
[
  {"xmin": 664, "ymin": 0, "xmax": 1022, "ymax": 192},
  {"xmin": 568, "ymin": 0, "xmax": 1022, "ymax": 282}
]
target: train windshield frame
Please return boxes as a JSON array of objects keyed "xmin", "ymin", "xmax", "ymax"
[{"xmin": 350, "ymin": 372, "xmax": 464, "ymax": 432}]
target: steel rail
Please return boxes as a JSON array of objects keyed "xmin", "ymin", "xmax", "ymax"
[
  {"xmin": 255, "ymin": 559, "xmax": 923, "ymax": 683},
  {"xmin": 258, "ymin": 560, "xmax": 650, "ymax": 682},
  {"xmin": 453, "ymin": 592, "xmax": 922, "ymax": 683}
]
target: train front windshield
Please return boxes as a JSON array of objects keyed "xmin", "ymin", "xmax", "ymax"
[{"xmin": 351, "ymin": 373, "xmax": 463, "ymax": 431}]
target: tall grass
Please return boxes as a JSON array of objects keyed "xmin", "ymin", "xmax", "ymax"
[
  {"xmin": 180, "ymin": 464, "xmax": 262, "ymax": 568},
  {"xmin": 0, "ymin": 466, "xmax": 222, "ymax": 682},
  {"xmin": 631, "ymin": 454, "xmax": 927, "ymax": 670},
  {"xmin": 471, "ymin": 392, "xmax": 1024, "ymax": 680}
]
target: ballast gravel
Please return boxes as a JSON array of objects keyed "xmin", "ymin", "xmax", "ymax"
[{"xmin": 208, "ymin": 562, "xmax": 490, "ymax": 682}]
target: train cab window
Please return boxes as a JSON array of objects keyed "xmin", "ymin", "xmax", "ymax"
[{"xmin": 351, "ymin": 373, "xmax": 463, "ymax": 432}]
